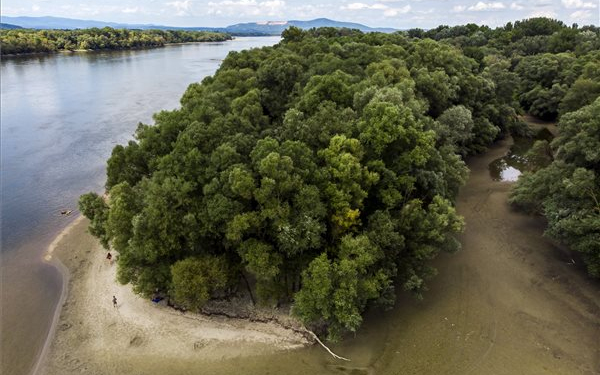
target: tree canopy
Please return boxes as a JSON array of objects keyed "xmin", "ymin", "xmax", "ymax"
[
  {"xmin": 412, "ymin": 17, "xmax": 600, "ymax": 278},
  {"xmin": 79, "ymin": 18, "xmax": 600, "ymax": 340}
]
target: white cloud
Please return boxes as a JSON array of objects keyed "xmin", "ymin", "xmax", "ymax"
[
  {"xmin": 383, "ymin": 4, "xmax": 411, "ymax": 16},
  {"xmin": 467, "ymin": 1, "xmax": 506, "ymax": 11},
  {"xmin": 32, "ymin": 5, "xmax": 40, "ymax": 11},
  {"xmin": 570, "ymin": 9, "xmax": 593, "ymax": 19},
  {"xmin": 340, "ymin": 1, "xmax": 410, "ymax": 17},
  {"xmin": 122, "ymin": 7, "xmax": 140, "ymax": 13},
  {"xmin": 258, "ymin": 0, "xmax": 286, "ymax": 16},
  {"xmin": 292, "ymin": 4, "xmax": 332, "ymax": 18},
  {"xmin": 206, "ymin": 0, "xmax": 286, "ymax": 18},
  {"xmin": 166, "ymin": 0, "xmax": 192, "ymax": 16},
  {"xmin": 561, "ymin": 0, "xmax": 597, "ymax": 9},
  {"xmin": 452, "ymin": 5, "xmax": 466, "ymax": 12},
  {"xmin": 343, "ymin": 3, "xmax": 388, "ymax": 10},
  {"xmin": 510, "ymin": 2, "xmax": 524, "ymax": 10},
  {"xmin": 528, "ymin": 9, "xmax": 558, "ymax": 17}
]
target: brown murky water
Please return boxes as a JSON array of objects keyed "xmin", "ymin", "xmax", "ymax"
[{"xmin": 488, "ymin": 128, "xmax": 554, "ymax": 181}]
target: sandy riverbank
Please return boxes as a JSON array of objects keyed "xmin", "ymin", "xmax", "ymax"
[{"xmin": 38, "ymin": 216, "xmax": 309, "ymax": 375}]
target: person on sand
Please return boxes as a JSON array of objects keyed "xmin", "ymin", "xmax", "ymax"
[
  {"xmin": 106, "ymin": 252, "xmax": 112, "ymax": 265},
  {"xmin": 112, "ymin": 295, "xmax": 117, "ymax": 308}
]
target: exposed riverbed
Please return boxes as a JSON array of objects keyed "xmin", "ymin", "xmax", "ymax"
[{"xmin": 42, "ymin": 126, "xmax": 600, "ymax": 374}]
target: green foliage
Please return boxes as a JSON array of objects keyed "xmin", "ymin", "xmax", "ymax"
[
  {"xmin": 560, "ymin": 78, "xmax": 600, "ymax": 114},
  {"xmin": 294, "ymin": 235, "xmax": 391, "ymax": 341},
  {"xmin": 79, "ymin": 23, "xmax": 585, "ymax": 339},
  {"xmin": 435, "ymin": 105, "xmax": 474, "ymax": 153},
  {"xmin": 106, "ymin": 182, "xmax": 139, "ymax": 253},
  {"xmin": 171, "ymin": 255, "xmax": 234, "ymax": 311},
  {"xmin": 406, "ymin": 18, "xmax": 600, "ymax": 122},
  {"xmin": 514, "ymin": 53, "xmax": 574, "ymax": 120},
  {"xmin": 78, "ymin": 192, "xmax": 110, "ymax": 248},
  {"xmin": 0, "ymin": 27, "xmax": 230, "ymax": 55},
  {"xmin": 106, "ymin": 141, "xmax": 147, "ymax": 189}
]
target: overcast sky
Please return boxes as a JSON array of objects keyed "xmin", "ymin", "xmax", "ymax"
[{"xmin": 2, "ymin": 0, "xmax": 598, "ymax": 28}]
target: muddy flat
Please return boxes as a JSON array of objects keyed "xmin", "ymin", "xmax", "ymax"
[{"xmin": 343, "ymin": 136, "xmax": 600, "ymax": 375}]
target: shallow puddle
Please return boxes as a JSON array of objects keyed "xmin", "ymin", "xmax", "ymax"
[{"xmin": 489, "ymin": 128, "xmax": 554, "ymax": 181}]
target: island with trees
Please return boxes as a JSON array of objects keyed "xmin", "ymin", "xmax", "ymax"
[
  {"xmin": 79, "ymin": 18, "xmax": 599, "ymax": 342},
  {"xmin": 0, "ymin": 27, "xmax": 231, "ymax": 55}
]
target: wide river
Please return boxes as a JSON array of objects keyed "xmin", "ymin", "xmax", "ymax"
[{"xmin": 0, "ymin": 37, "xmax": 280, "ymax": 375}]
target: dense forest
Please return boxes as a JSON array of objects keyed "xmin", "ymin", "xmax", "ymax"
[
  {"xmin": 0, "ymin": 28, "xmax": 231, "ymax": 55},
  {"xmin": 79, "ymin": 18, "xmax": 600, "ymax": 340},
  {"xmin": 407, "ymin": 19, "xmax": 600, "ymax": 277}
]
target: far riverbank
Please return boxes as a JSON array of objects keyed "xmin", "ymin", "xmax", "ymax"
[
  {"xmin": 0, "ymin": 39, "xmax": 236, "ymax": 58},
  {"xmin": 0, "ymin": 28, "xmax": 232, "ymax": 56}
]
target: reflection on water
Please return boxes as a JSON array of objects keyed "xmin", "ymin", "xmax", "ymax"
[
  {"xmin": 489, "ymin": 128, "xmax": 554, "ymax": 181},
  {"xmin": 0, "ymin": 37, "xmax": 280, "ymax": 375}
]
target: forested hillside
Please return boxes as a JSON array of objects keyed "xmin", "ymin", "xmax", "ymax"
[
  {"xmin": 0, "ymin": 28, "xmax": 230, "ymax": 55},
  {"xmin": 79, "ymin": 18, "xmax": 600, "ymax": 340}
]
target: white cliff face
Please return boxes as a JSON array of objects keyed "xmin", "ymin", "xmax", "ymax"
[{"xmin": 255, "ymin": 21, "xmax": 288, "ymax": 25}]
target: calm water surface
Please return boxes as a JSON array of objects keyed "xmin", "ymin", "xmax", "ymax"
[
  {"xmin": 0, "ymin": 37, "xmax": 280, "ymax": 375},
  {"xmin": 488, "ymin": 128, "xmax": 554, "ymax": 181}
]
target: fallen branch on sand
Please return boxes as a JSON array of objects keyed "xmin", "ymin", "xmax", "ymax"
[{"xmin": 302, "ymin": 329, "xmax": 351, "ymax": 361}]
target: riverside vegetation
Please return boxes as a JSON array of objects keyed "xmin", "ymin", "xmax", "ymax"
[
  {"xmin": 0, "ymin": 27, "xmax": 231, "ymax": 55},
  {"xmin": 79, "ymin": 18, "xmax": 600, "ymax": 341}
]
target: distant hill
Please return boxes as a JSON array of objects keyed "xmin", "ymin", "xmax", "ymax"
[
  {"xmin": 0, "ymin": 16, "xmax": 397, "ymax": 35},
  {"xmin": 0, "ymin": 22, "xmax": 23, "ymax": 29}
]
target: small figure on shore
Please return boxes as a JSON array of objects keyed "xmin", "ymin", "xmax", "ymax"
[
  {"xmin": 112, "ymin": 295, "xmax": 117, "ymax": 308},
  {"xmin": 106, "ymin": 252, "xmax": 113, "ymax": 265}
]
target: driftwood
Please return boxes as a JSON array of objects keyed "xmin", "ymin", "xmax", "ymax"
[{"xmin": 302, "ymin": 329, "xmax": 351, "ymax": 361}]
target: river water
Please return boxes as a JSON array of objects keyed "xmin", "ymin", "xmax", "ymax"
[
  {"xmin": 0, "ymin": 37, "xmax": 280, "ymax": 375},
  {"xmin": 488, "ymin": 128, "xmax": 554, "ymax": 182}
]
